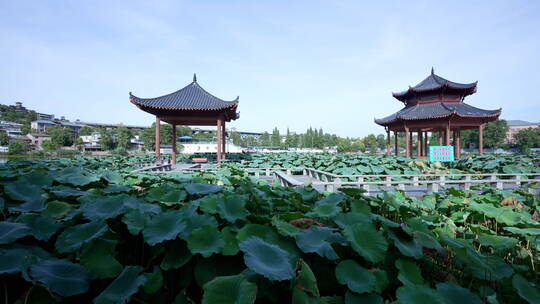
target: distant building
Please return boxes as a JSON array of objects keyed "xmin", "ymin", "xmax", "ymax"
[
  {"xmin": 13, "ymin": 102, "xmax": 27, "ymax": 112},
  {"xmin": 26, "ymin": 133, "xmax": 52, "ymax": 150},
  {"xmin": 75, "ymin": 121, "xmax": 146, "ymax": 131},
  {"xmin": 0, "ymin": 120, "xmax": 23, "ymax": 137},
  {"xmin": 506, "ymin": 120, "xmax": 540, "ymax": 144},
  {"xmin": 31, "ymin": 120, "xmax": 58, "ymax": 133}
]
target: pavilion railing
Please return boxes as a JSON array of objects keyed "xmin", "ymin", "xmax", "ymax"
[{"xmin": 307, "ymin": 172, "xmax": 540, "ymax": 194}]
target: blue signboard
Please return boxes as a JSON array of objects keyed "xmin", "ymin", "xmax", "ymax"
[{"xmin": 429, "ymin": 146, "xmax": 454, "ymax": 162}]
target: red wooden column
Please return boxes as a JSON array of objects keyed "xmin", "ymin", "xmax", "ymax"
[
  {"xmin": 479, "ymin": 124, "xmax": 484, "ymax": 155},
  {"xmin": 417, "ymin": 132, "xmax": 422, "ymax": 158},
  {"xmin": 386, "ymin": 129, "xmax": 391, "ymax": 155},
  {"xmin": 424, "ymin": 132, "xmax": 429, "ymax": 156},
  {"xmin": 445, "ymin": 124, "xmax": 451, "ymax": 146},
  {"xmin": 409, "ymin": 132, "xmax": 413, "ymax": 156},
  {"xmin": 455, "ymin": 128, "xmax": 461, "ymax": 158},
  {"xmin": 216, "ymin": 118, "xmax": 223, "ymax": 162},
  {"xmin": 155, "ymin": 117, "xmax": 161, "ymax": 163},
  {"xmin": 221, "ymin": 120, "xmax": 226, "ymax": 160},
  {"xmin": 405, "ymin": 127, "xmax": 410, "ymax": 157},
  {"xmin": 393, "ymin": 131, "xmax": 398, "ymax": 156},
  {"xmin": 438, "ymin": 131, "xmax": 443, "ymax": 146},
  {"xmin": 171, "ymin": 124, "xmax": 177, "ymax": 165}
]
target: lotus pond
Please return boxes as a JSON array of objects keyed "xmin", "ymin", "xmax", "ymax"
[{"xmin": 0, "ymin": 156, "xmax": 539, "ymax": 303}]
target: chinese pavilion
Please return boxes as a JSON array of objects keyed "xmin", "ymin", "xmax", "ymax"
[
  {"xmin": 130, "ymin": 74, "xmax": 239, "ymax": 164},
  {"xmin": 375, "ymin": 69, "xmax": 501, "ymax": 158}
]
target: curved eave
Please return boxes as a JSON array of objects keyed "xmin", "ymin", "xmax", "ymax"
[
  {"xmin": 375, "ymin": 108, "xmax": 501, "ymax": 126},
  {"xmin": 129, "ymin": 95, "xmax": 239, "ymax": 112},
  {"xmin": 392, "ymin": 82, "xmax": 478, "ymax": 102}
]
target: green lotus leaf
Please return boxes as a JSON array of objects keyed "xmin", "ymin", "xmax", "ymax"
[
  {"xmin": 98, "ymin": 170, "xmax": 123, "ymax": 184},
  {"xmin": 79, "ymin": 194, "xmax": 129, "ymax": 220},
  {"xmin": 388, "ymin": 228, "xmax": 423, "ymax": 259},
  {"xmin": 0, "ymin": 197, "xmax": 3, "ymax": 209},
  {"xmin": 214, "ymin": 195, "xmax": 249, "ymax": 223},
  {"xmin": 142, "ymin": 210, "xmax": 186, "ymax": 246},
  {"xmin": 236, "ymin": 224, "xmax": 299, "ymax": 260},
  {"xmin": 372, "ymin": 269, "xmax": 388, "ymax": 293},
  {"xmin": 30, "ymin": 258, "xmax": 90, "ymax": 297},
  {"xmin": 55, "ymin": 220, "xmax": 108, "ymax": 253},
  {"xmin": 146, "ymin": 184, "xmax": 187, "ymax": 205},
  {"xmin": 42, "ymin": 200, "xmax": 73, "ymax": 218},
  {"xmin": 294, "ymin": 260, "xmax": 320, "ymax": 297},
  {"xmin": 271, "ymin": 216, "xmax": 300, "ymax": 237},
  {"xmin": 179, "ymin": 213, "xmax": 218, "ymax": 240},
  {"xmin": 512, "ymin": 274, "xmax": 540, "ymax": 304},
  {"xmin": 199, "ymin": 194, "xmax": 220, "ymax": 214},
  {"xmin": 48, "ymin": 185, "xmax": 86, "ymax": 198},
  {"xmin": 239, "ymin": 237, "xmax": 294, "ymax": 281},
  {"xmin": 334, "ymin": 212, "xmax": 371, "ymax": 229},
  {"xmin": 54, "ymin": 168, "xmax": 99, "ymax": 186},
  {"xmin": 4, "ymin": 182, "xmax": 44, "ymax": 203},
  {"xmin": 122, "ymin": 209, "xmax": 151, "ymax": 235},
  {"xmin": 335, "ymin": 260, "xmax": 376, "ymax": 294},
  {"xmin": 477, "ymin": 233, "xmax": 519, "ymax": 250},
  {"xmin": 19, "ymin": 170, "xmax": 53, "ymax": 187},
  {"xmin": 345, "ymin": 292, "xmax": 383, "ymax": 304},
  {"xmin": 143, "ymin": 266, "xmax": 163, "ymax": 294},
  {"xmin": 295, "ymin": 226, "xmax": 343, "ymax": 260},
  {"xmin": 160, "ymin": 240, "xmax": 192, "ymax": 270},
  {"xmin": 395, "ymin": 258, "xmax": 424, "ymax": 286},
  {"xmin": 185, "ymin": 183, "xmax": 223, "ymax": 195},
  {"xmin": 436, "ymin": 282, "xmax": 483, "ymax": 304},
  {"xmin": 0, "ymin": 221, "xmax": 32, "ymax": 244},
  {"xmin": 195, "ymin": 256, "xmax": 246, "ymax": 287},
  {"xmin": 202, "ymin": 274, "xmax": 257, "ymax": 304},
  {"xmin": 307, "ymin": 193, "xmax": 345, "ymax": 218},
  {"xmin": 0, "ymin": 245, "xmax": 51, "ymax": 274},
  {"xmin": 93, "ymin": 266, "xmax": 147, "ymax": 304},
  {"xmin": 222, "ymin": 226, "xmax": 240, "ymax": 256},
  {"xmin": 101, "ymin": 185, "xmax": 133, "ymax": 194},
  {"xmin": 396, "ymin": 285, "xmax": 445, "ymax": 304},
  {"xmin": 80, "ymin": 237, "xmax": 122, "ymax": 279},
  {"xmin": 504, "ymin": 227, "xmax": 540, "ymax": 236},
  {"xmin": 187, "ymin": 226, "xmax": 225, "ymax": 257},
  {"xmin": 18, "ymin": 214, "xmax": 62, "ymax": 241},
  {"xmin": 343, "ymin": 223, "xmax": 388, "ymax": 263}
]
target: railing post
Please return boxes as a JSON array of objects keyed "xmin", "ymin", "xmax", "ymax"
[
  {"xmin": 439, "ymin": 175, "xmax": 446, "ymax": 186},
  {"xmin": 428, "ymin": 182, "xmax": 439, "ymax": 193},
  {"xmin": 413, "ymin": 176, "xmax": 419, "ymax": 186},
  {"xmin": 464, "ymin": 175, "xmax": 471, "ymax": 190},
  {"xmin": 266, "ymin": 168, "xmax": 270, "ymax": 176},
  {"xmin": 286, "ymin": 168, "xmax": 292, "ymax": 175},
  {"xmin": 514, "ymin": 175, "xmax": 521, "ymax": 187}
]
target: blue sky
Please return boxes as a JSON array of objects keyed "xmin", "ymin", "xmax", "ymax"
[{"xmin": 1, "ymin": 0, "xmax": 539, "ymax": 137}]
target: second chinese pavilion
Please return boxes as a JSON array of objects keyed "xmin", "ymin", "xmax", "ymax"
[
  {"xmin": 375, "ymin": 68, "xmax": 501, "ymax": 158},
  {"xmin": 130, "ymin": 74, "xmax": 239, "ymax": 164}
]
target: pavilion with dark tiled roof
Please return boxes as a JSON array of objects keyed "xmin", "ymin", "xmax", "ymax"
[
  {"xmin": 375, "ymin": 68, "xmax": 501, "ymax": 158},
  {"xmin": 130, "ymin": 74, "xmax": 240, "ymax": 163}
]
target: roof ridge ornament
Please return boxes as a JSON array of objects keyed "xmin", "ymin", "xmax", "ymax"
[
  {"xmin": 431, "ymin": 67, "xmax": 434, "ymax": 75},
  {"xmin": 193, "ymin": 73, "xmax": 197, "ymax": 82}
]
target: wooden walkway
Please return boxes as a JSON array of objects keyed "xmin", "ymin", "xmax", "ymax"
[{"xmin": 132, "ymin": 163, "xmax": 540, "ymax": 196}]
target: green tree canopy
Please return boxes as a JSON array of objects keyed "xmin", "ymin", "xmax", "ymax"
[
  {"xmin": 514, "ymin": 128, "xmax": 540, "ymax": 153},
  {"xmin": 98, "ymin": 128, "xmax": 114, "ymax": 150},
  {"xmin": 116, "ymin": 126, "xmax": 133, "ymax": 150},
  {"xmin": 8, "ymin": 141, "xmax": 29, "ymax": 154},
  {"xmin": 78, "ymin": 126, "xmax": 94, "ymax": 136},
  {"xmin": 271, "ymin": 127, "xmax": 281, "ymax": 147},
  {"xmin": 47, "ymin": 126, "xmax": 74, "ymax": 147}
]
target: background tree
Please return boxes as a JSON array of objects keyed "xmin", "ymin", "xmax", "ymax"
[
  {"xmin": 514, "ymin": 128, "xmax": 539, "ymax": 153},
  {"xmin": 8, "ymin": 141, "xmax": 29, "ymax": 154},
  {"xmin": 47, "ymin": 125, "xmax": 74, "ymax": 147},
  {"xmin": 42, "ymin": 139, "xmax": 57, "ymax": 152},
  {"xmin": 258, "ymin": 132, "xmax": 271, "ymax": 146},
  {"xmin": 376, "ymin": 134, "xmax": 386, "ymax": 150},
  {"xmin": 0, "ymin": 131, "xmax": 9, "ymax": 145},
  {"xmin": 98, "ymin": 128, "xmax": 114, "ymax": 150},
  {"xmin": 79, "ymin": 125, "xmax": 94, "ymax": 136},
  {"xmin": 140, "ymin": 127, "xmax": 155, "ymax": 151},
  {"xmin": 363, "ymin": 134, "xmax": 378, "ymax": 153},
  {"xmin": 230, "ymin": 131, "xmax": 242, "ymax": 146},
  {"xmin": 483, "ymin": 119, "xmax": 508, "ymax": 148},
  {"xmin": 271, "ymin": 127, "xmax": 281, "ymax": 147},
  {"xmin": 116, "ymin": 126, "xmax": 133, "ymax": 150}
]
